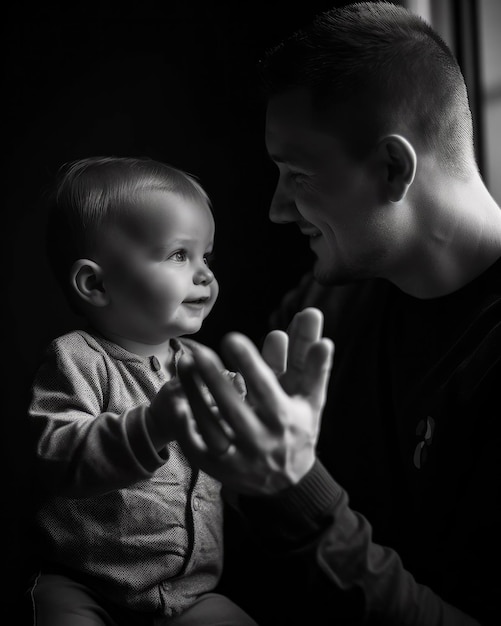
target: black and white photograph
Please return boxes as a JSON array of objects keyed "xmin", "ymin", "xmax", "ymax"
[{"xmin": 6, "ymin": 2, "xmax": 501, "ymax": 624}]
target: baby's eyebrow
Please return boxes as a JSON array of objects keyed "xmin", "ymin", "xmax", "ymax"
[
  {"xmin": 150, "ymin": 244, "xmax": 170, "ymax": 256},
  {"xmin": 167, "ymin": 237, "xmax": 193, "ymax": 245},
  {"xmin": 151, "ymin": 237, "xmax": 213, "ymax": 253},
  {"xmin": 152, "ymin": 238, "xmax": 191, "ymax": 251}
]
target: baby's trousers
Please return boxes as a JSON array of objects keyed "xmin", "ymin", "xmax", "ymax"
[{"xmin": 24, "ymin": 571, "xmax": 259, "ymax": 626}]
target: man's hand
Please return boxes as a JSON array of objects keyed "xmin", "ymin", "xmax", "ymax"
[
  {"xmin": 146, "ymin": 367, "xmax": 245, "ymax": 449},
  {"xmin": 167, "ymin": 307, "xmax": 334, "ymax": 496}
]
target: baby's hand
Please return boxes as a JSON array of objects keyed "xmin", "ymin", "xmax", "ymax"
[
  {"xmin": 201, "ymin": 369, "xmax": 246, "ymax": 406},
  {"xmin": 221, "ymin": 369, "xmax": 247, "ymax": 399}
]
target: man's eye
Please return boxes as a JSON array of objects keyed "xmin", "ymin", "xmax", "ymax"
[
  {"xmin": 169, "ymin": 250, "xmax": 187, "ymax": 262},
  {"xmin": 290, "ymin": 172, "xmax": 306, "ymax": 184}
]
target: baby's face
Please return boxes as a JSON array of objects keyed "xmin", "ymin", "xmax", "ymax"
[{"xmin": 95, "ymin": 190, "xmax": 218, "ymax": 344}]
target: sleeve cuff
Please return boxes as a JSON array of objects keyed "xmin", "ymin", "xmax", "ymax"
[
  {"xmin": 125, "ymin": 405, "xmax": 169, "ymax": 474},
  {"xmin": 238, "ymin": 460, "xmax": 344, "ymax": 547}
]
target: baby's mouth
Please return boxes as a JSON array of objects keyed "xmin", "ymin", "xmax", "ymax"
[{"xmin": 184, "ymin": 297, "xmax": 209, "ymax": 305}]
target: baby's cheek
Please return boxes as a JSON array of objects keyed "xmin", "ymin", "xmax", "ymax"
[
  {"xmin": 204, "ymin": 280, "xmax": 219, "ymax": 316},
  {"xmin": 210, "ymin": 277, "xmax": 219, "ymax": 303}
]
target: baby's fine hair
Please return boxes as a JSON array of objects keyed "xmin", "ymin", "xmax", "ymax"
[{"xmin": 46, "ymin": 155, "xmax": 211, "ymax": 305}]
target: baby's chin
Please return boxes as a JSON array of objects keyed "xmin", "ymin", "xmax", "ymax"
[{"xmin": 199, "ymin": 297, "xmax": 217, "ymax": 320}]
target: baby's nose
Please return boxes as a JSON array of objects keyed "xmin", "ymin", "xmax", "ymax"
[{"xmin": 193, "ymin": 265, "xmax": 214, "ymax": 285}]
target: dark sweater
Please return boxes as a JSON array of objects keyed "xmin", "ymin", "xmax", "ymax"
[{"xmin": 232, "ymin": 258, "xmax": 501, "ymax": 626}]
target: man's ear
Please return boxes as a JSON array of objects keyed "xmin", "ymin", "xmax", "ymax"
[
  {"xmin": 70, "ymin": 259, "xmax": 109, "ymax": 307},
  {"xmin": 377, "ymin": 134, "xmax": 417, "ymax": 203}
]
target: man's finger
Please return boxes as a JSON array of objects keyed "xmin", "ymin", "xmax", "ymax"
[
  {"xmin": 174, "ymin": 412, "xmax": 227, "ymax": 479},
  {"xmin": 302, "ymin": 338, "xmax": 335, "ymax": 413},
  {"xmin": 187, "ymin": 344, "xmax": 268, "ymax": 445},
  {"xmin": 180, "ymin": 338, "xmax": 226, "ymax": 370},
  {"xmin": 287, "ymin": 308, "xmax": 324, "ymax": 375},
  {"xmin": 221, "ymin": 332, "xmax": 287, "ymax": 426},
  {"xmin": 177, "ymin": 355, "xmax": 233, "ymax": 455},
  {"xmin": 261, "ymin": 329, "xmax": 288, "ymax": 376}
]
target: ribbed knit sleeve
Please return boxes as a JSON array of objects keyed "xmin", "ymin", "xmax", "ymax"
[
  {"xmin": 238, "ymin": 460, "xmax": 342, "ymax": 546},
  {"xmin": 238, "ymin": 460, "xmax": 482, "ymax": 625}
]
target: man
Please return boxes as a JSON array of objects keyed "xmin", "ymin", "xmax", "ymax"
[{"xmin": 163, "ymin": 3, "xmax": 501, "ymax": 624}]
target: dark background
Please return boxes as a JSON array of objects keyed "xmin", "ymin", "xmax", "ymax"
[
  {"xmin": 6, "ymin": 0, "xmax": 487, "ymax": 619},
  {"xmin": 6, "ymin": 1, "xmax": 338, "ymax": 368},
  {"xmin": 6, "ymin": 0, "xmax": 352, "ymax": 614},
  {"xmin": 6, "ymin": 0, "xmax": 488, "ymax": 620}
]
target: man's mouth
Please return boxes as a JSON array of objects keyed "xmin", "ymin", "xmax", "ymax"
[
  {"xmin": 299, "ymin": 228, "xmax": 321, "ymax": 238},
  {"xmin": 297, "ymin": 221, "xmax": 321, "ymax": 238}
]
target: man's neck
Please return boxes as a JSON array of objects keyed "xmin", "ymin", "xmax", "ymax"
[{"xmin": 389, "ymin": 173, "xmax": 501, "ymax": 299}]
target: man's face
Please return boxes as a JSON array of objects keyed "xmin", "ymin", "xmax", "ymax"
[{"xmin": 265, "ymin": 88, "xmax": 399, "ymax": 285}]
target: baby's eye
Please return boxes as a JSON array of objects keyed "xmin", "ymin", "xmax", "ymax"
[
  {"xmin": 203, "ymin": 252, "xmax": 214, "ymax": 265},
  {"xmin": 169, "ymin": 250, "xmax": 187, "ymax": 262}
]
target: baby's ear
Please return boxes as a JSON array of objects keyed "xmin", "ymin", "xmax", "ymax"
[{"xmin": 70, "ymin": 259, "xmax": 109, "ymax": 307}]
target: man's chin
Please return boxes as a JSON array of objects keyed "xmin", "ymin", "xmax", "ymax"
[
  {"xmin": 312, "ymin": 260, "xmax": 354, "ymax": 286},
  {"xmin": 312, "ymin": 259, "xmax": 337, "ymax": 285}
]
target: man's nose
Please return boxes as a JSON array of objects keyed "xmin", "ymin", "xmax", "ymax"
[
  {"xmin": 268, "ymin": 178, "xmax": 302, "ymax": 224},
  {"xmin": 193, "ymin": 263, "xmax": 214, "ymax": 285}
]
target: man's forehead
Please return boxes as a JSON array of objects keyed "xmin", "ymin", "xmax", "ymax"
[
  {"xmin": 265, "ymin": 89, "xmax": 345, "ymax": 164},
  {"xmin": 266, "ymin": 90, "xmax": 316, "ymax": 159},
  {"xmin": 266, "ymin": 88, "xmax": 316, "ymax": 129}
]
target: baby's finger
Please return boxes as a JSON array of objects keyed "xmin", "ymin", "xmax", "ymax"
[{"xmin": 231, "ymin": 371, "xmax": 247, "ymax": 398}]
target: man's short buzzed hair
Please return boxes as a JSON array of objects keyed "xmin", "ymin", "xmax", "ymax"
[{"xmin": 258, "ymin": 1, "xmax": 476, "ymax": 178}]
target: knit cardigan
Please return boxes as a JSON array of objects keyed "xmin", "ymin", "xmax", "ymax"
[{"xmin": 28, "ymin": 329, "xmax": 223, "ymax": 617}]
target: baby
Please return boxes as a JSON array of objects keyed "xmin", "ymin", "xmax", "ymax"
[{"xmin": 25, "ymin": 156, "xmax": 257, "ymax": 626}]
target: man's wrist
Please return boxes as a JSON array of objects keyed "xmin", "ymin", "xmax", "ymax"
[
  {"xmin": 289, "ymin": 452, "xmax": 316, "ymax": 487},
  {"xmin": 238, "ymin": 460, "xmax": 343, "ymax": 547}
]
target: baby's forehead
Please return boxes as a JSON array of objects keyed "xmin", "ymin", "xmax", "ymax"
[
  {"xmin": 127, "ymin": 187, "xmax": 191, "ymax": 206},
  {"xmin": 101, "ymin": 188, "xmax": 214, "ymax": 244},
  {"xmin": 125, "ymin": 188, "xmax": 210, "ymax": 215}
]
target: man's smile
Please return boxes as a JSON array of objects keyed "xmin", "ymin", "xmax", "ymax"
[{"xmin": 299, "ymin": 226, "xmax": 322, "ymax": 238}]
